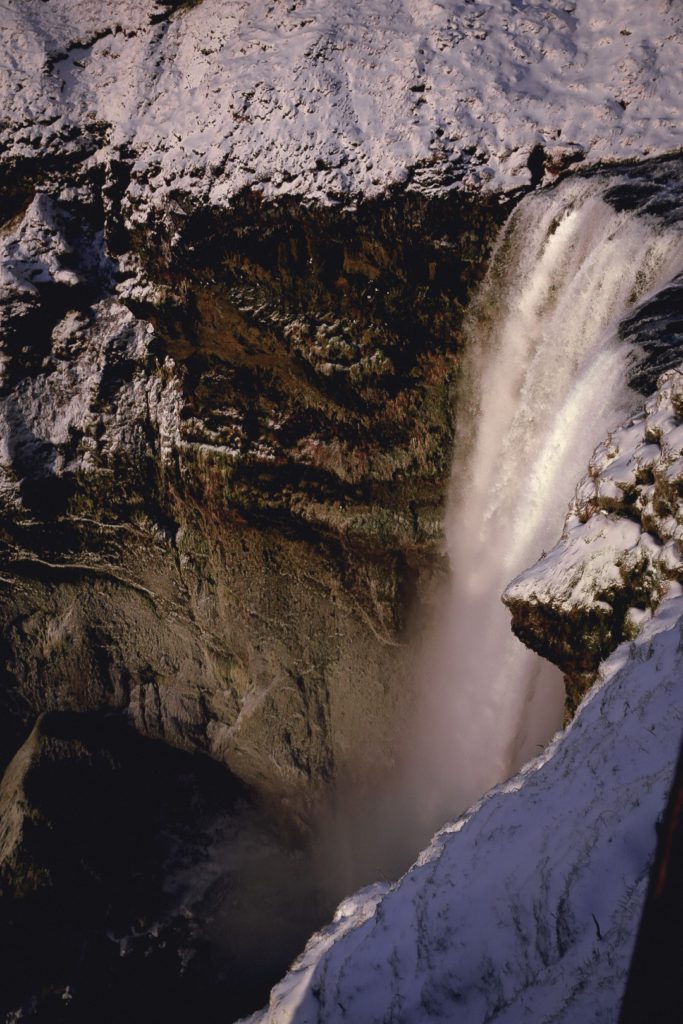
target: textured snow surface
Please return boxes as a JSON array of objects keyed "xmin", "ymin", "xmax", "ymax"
[
  {"xmin": 2, "ymin": 0, "xmax": 682, "ymax": 205},
  {"xmin": 248, "ymin": 596, "xmax": 683, "ymax": 1023}
]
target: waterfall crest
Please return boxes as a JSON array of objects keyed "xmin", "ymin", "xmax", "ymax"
[{"xmin": 417, "ymin": 176, "xmax": 683, "ymax": 823}]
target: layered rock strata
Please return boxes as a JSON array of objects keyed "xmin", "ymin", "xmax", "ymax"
[
  {"xmin": 0, "ymin": 129, "xmax": 513, "ymax": 826},
  {"xmin": 1, "ymin": 0, "xmax": 681, "ymax": 823}
]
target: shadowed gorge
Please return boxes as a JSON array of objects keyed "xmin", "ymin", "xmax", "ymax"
[
  {"xmin": 0, "ymin": 131, "xmax": 513, "ymax": 1022},
  {"xmin": 3, "ymin": 156, "xmax": 683, "ymax": 1021},
  {"xmin": 1, "ymin": 1, "xmax": 683, "ymax": 1021}
]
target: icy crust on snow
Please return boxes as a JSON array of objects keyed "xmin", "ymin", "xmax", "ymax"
[
  {"xmin": 505, "ymin": 367, "xmax": 683, "ymax": 641},
  {"xmin": 247, "ymin": 595, "xmax": 683, "ymax": 1024},
  {"xmin": 2, "ymin": 0, "xmax": 682, "ymax": 205}
]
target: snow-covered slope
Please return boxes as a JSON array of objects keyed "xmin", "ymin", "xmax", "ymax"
[
  {"xmin": 2, "ymin": 0, "xmax": 682, "ymax": 207},
  {"xmin": 248, "ymin": 591, "xmax": 683, "ymax": 1023}
]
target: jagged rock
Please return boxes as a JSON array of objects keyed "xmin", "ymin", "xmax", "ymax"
[
  {"xmin": 1, "ymin": 1, "xmax": 682, "ymax": 1017},
  {"xmin": 1, "ymin": 0, "xmax": 680, "ymax": 821},
  {"xmin": 504, "ymin": 368, "xmax": 683, "ymax": 709},
  {"xmin": 0, "ymin": 176, "xmax": 503, "ymax": 820}
]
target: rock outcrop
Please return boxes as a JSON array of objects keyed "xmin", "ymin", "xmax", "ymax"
[
  {"xmin": 0, "ymin": 137, "xmax": 511, "ymax": 824},
  {"xmin": 505, "ymin": 366, "xmax": 683, "ymax": 712},
  {"xmin": 2, "ymin": 0, "xmax": 682, "ymax": 821},
  {"xmin": 2, "ymin": 0, "xmax": 681, "ymax": 821}
]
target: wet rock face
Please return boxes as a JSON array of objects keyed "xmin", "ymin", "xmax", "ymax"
[
  {"xmin": 0, "ymin": 145, "xmax": 506, "ymax": 822},
  {"xmin": 606, "ymin": 156, "xmax": 683, "ymax": 395},
  {"xmin": 504, "ymin": 367, "xmax": 683, "ymax": 713},
  {"xmin": 623, "ymin": 271, "xmax": 683, "ymax": 395},
  {"xmin": 127, "ymin": 182, "xmax": 505, "ymax": 578},
  {"xmin": 1, "ymin": 0, "xmax": 680, "ymax": 822},
  {"xmin": 0, "ymin": 154, "xmax": 507, "ymax": 1016}
]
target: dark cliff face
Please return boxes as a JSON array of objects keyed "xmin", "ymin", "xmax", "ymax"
[
  {"xmin": 3, "ymin": 152, "xmax": 681, "ymax": 817},
  {"xmin": 1, "ymin": 2, "xmax": 681, "ymax": 1016},
  {"xmin": 607, "ymin": 156, "xmax": 683, "ymax": 396},
  {"xmin": 0, "ymin": 147, "xmax": 511, "ymax": 1018},
  {"xmin": 0, "ymin": 146, "xmax": 507, "ymax": 824},
  {"xmin": 4, "ymin": 107, "xmax": 680, "ymax": 1020}
]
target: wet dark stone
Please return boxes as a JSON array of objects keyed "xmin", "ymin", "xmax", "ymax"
[
  {"xmin": 527, "ymin": 144, "xmax": 546, "ymax": 189},
  {"xmin": 624, "ymin": 272, "xmax": 683, "ymax": 394},
  {"xmin": 601, "ymin": 153, "xmax": 683, "ymax": 227}
]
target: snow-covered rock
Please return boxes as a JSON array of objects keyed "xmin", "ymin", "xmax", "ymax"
[
  {"xmin": 1, "ymin": 0, "xmax": 681, "ymax": 210},
  {"xmin": 246, "ymin": 593, "xmax": 683, "ymax": 1023},
  {"xmin": 504, "ymin": 367, "xmax": 683, "ymax": 698}
]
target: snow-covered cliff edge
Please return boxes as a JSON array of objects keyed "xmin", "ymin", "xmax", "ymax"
[
  {"xmin": 249, "ymin": 578, "xmax": 683, "ymax": 1024},
  {"xmin": 505, "ymin": 365, "xmax": 683, "ymax": 711},
  {"xmin": 3, "ymin": 0, "xmax": 681, "ymax": 207}
]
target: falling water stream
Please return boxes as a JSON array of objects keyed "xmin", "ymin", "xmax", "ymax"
[{"xmin": 415, "ymin": 175, "xmax": 683, "ymax": 827}]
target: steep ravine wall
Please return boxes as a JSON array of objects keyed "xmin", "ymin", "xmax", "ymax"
[
  {"xmin": 2, "ymin": 150, "xmax": 682, "ymax": 825},
  {"xmin": 2, "ymin": 2, "xmax": 682, "ymax": 1020},
  {"xmin": 0, "ymin": 147, "xmax": 509, "ymax": 824},
  {"xmin": 0, "ymin": 152, "xmax": 518, "ymax": 1020},
  {"xmin": 1, "ymin": 0, "xmax": 681, "ymax": 827},
  {"xmin": 246, "ymin": 169, "xmax": 683, "ymax": 1024}
]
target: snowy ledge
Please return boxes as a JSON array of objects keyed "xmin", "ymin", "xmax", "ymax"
[
  {"xmin": 505, "ymin": 367, "xmax": 683, "ymax": 685},
  {"xmin": 246, "ymin": 592, "xmax": 683, "ymax": 1023}
]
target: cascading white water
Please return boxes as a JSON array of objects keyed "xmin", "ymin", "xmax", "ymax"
[{"xmin": 416, "ymin": 176, "xmax": 683, "ymax": 824}]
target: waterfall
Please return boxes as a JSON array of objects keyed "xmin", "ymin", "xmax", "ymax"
[{"xmin": 416, "ymin": 176, "xmax": 683, "ymax": 825}]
